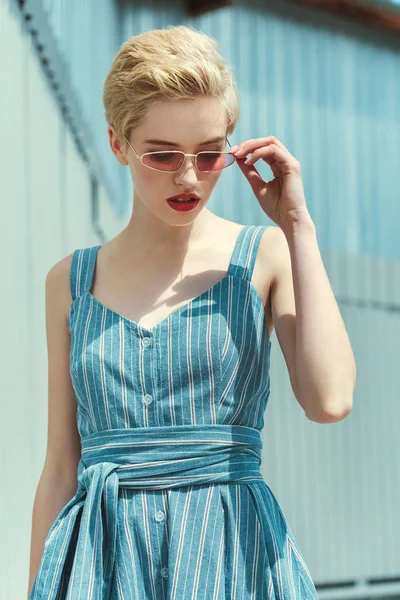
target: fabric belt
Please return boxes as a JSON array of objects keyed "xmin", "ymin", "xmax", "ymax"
[{"xmin": 30, "ymin": 424, "xmax": 263, "ymax": 600}]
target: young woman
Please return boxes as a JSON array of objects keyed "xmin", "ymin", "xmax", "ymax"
[{"xmin": 28, "ymin": 25, "xmax": 356, "ymax": 599}]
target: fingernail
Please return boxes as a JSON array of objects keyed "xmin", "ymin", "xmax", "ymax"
[{"xmin": 230, "ymin": 145, "xmax": 238, "ymax": 151}]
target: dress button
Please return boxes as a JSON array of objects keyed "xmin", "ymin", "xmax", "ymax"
[
  {"xmin": 143, "ymin": 394, "xmax": 153, "ymax": 405},
  {"xmin": 142, "ymin": 337, "xmax": 151, "ymax": 348},
  {"xmin": 161, "ymin": 567, "xmax": 168, "ymax": 578},
  {"xmin": 155, "ymin": 509, "xmax": 165, "ymax": 522}
]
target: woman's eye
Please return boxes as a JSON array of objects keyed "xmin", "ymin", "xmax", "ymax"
[
  {"xmin": 153, "ymin": 153, "xmax": 174, "ymax": 160},
  {"xmin": 201, "ymin": 151, "xmax": 224, "ymax": 159},
  {"xmin": 147, "ymin": 149, "xmax": 173, "ymax": 155}
]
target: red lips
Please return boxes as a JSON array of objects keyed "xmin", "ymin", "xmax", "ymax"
[{"xmin": 167, "ymin": 193, "xmax": 200, "ymax": 201}]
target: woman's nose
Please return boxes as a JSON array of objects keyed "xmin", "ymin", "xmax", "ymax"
[{"xmin": 174, "ymin": 155, "xmax": 198, "ymax": 183}]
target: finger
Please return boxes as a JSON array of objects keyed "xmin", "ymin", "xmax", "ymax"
[
  {"xmin": 232, "ymin": 136, "xmax": 290, "ymax": 157},
  {"xmin": 236, "ymin": 157, "xmax": 266, "ymax": 197},
  {"xmin": 244, "ymin": 145, "xmax": 298, "ymax": 174}
]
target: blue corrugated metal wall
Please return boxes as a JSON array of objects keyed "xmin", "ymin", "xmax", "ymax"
[
  {"xmin": 17, "ymin": 0, "xmax": 400, "ymax": 258},
  {"xmin": 17, "ymin": 0, "xmax": 128, "ymax": 215},
  {"xmin": 120, "ymin": 0, "xmax": 400, "ymax": 260}
]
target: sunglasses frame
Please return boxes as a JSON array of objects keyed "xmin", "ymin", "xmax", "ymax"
[{"xmin": 123, "ymin": 135, "xmax": 236, "ymax": 173}]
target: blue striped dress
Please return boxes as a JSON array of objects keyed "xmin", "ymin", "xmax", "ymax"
[{"xmin": 29, "ymin": 224, "xmax": 319, "ymax": 599}]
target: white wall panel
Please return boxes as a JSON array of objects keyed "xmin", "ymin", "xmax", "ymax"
[
  {"xmin": 263, "ymin": 252, "xmax": 400, "ymax": 596},
  {"xmin": 0, "ymin": 2, "xmax": 125, "ymax": 598}
]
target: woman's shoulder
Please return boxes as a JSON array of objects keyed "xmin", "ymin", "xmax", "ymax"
[
  {"xmin": 217, "ymin": 216, "xmax": 274, "ymax": 232},
  {"xmin": 46, "ymin": 246, "xmax": 94, "ymax": 310},
  {"xmin": 45, "ymin": 252, "xmax": 76, "ymax": 325},
  {"xmin": 214, "ymin": 218, "xmax": 276, "ymax": 249}
]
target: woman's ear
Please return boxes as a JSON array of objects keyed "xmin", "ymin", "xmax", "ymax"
[{"xmin": 108, "ymin": 126, "xmax": 129, "ymax": 166}]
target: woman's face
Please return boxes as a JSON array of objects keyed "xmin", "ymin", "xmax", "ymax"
[{"xmin": 111, "ymin": 96, "xmax": 230, "ymax": 224}]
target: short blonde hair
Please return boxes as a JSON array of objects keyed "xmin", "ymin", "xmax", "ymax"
[{"xmin": 103, "ymin": 25, "xmax": 239, "ymax": 150}]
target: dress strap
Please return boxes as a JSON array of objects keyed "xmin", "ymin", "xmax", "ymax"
[
  {"xmin": 228, "ymin": 225, "xmax": 268, "ymax": 282},
  {"xmin": 70, "ymin": 245, "xmax": 101, "ymax": 301}
]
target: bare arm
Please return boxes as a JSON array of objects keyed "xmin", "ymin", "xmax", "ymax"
[
  {"xmin": 269, "ymin": 220, "xmax": 356, "ymax": 423},
  {"xmin": 27, "ymin": 254, "xmax": 81, "ymax": 597},
  {"xmin": 27, "ymin": 470, "xmax": 78, "ymax": 597}
]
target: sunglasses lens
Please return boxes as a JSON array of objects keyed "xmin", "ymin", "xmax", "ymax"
[
  {"xmin": 197, "ymin": 152, "xmax": 235, "ymax": 172},
  {"xmin": 142, "ymin": 152, "xmax": 184, "ymax": 172},
  {"xmin": 141, "ymin": 151, "xmax": 236, "ymax": 172}
]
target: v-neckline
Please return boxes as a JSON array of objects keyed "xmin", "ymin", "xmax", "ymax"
[
  {"xmin": 85, "ymin": 275, "xmax": 233, "ymax": 334},
  {"xmin": 85, "ymin": 225, "xmax": 249, "ymax": 335}
]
